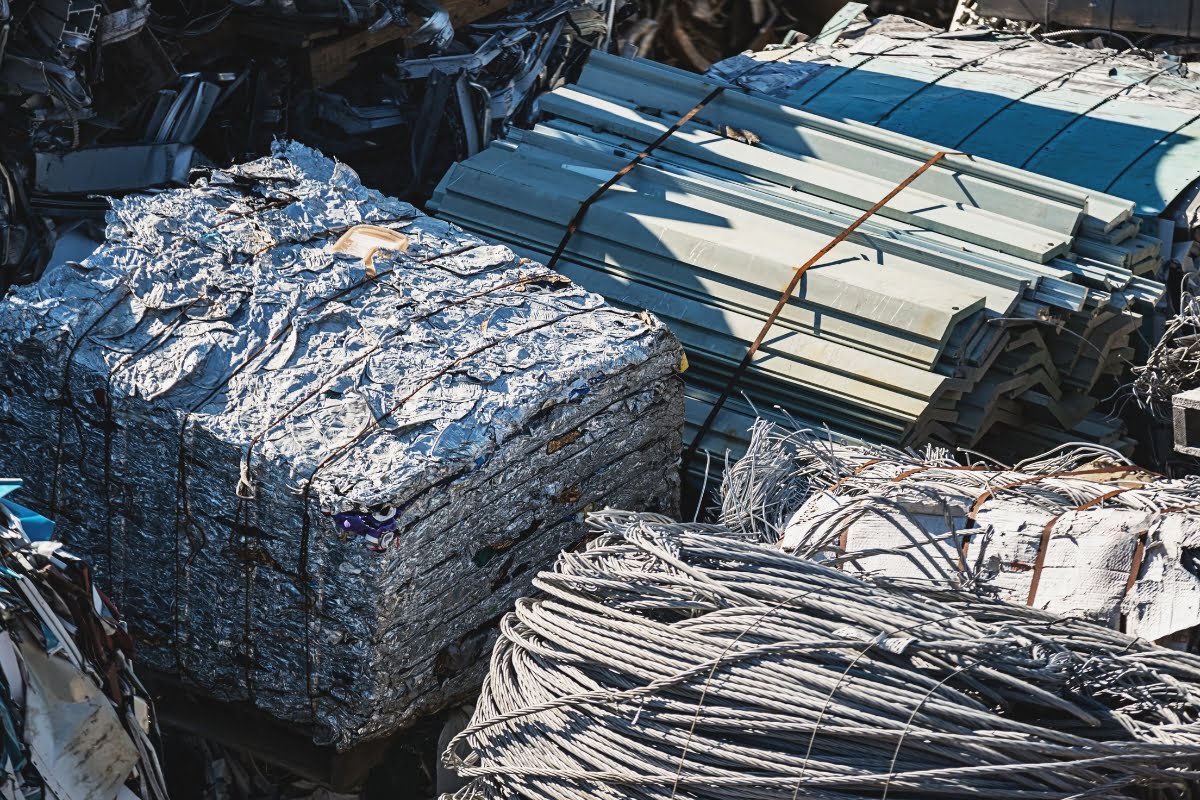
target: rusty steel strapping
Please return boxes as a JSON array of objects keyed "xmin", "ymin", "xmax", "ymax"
[
  {"xmin": 545, "ymin": 84, "xmax": 726, "ymax": 271},
  {"xmin": 1026, "ymin": 486, "xmax": 1133, "ymax": 607},
  {"xmin": 683, "ymin": 149, "xmax": 962, "ymax": 468},
  {"xmin": 543, "ymin": 37, "xmax": 824, "ymax": 272}
]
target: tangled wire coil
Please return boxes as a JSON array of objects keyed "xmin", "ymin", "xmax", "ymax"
[{"xmin": 446, "ymin": 510, "xmax": 1200, "ymax": 800}]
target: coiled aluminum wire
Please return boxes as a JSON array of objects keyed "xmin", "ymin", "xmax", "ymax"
[{"xmin": 445, "ymin": 511, "xmax": 1200, "ymax": 800}]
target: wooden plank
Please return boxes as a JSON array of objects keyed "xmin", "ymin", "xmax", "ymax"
[
  {"xmin": 308, "ymin": 25, "xmax": 410, "ymax": 87},
  {"xmin": 307, "ymin": 0, "xmax": 518, "ymax": 88},
  {"xmin": 148, "ymin": 670, "xmax": 392, "ymax": 791},
  {"xmin": 442, "ymin": 0, "xmax": 518, "ymax": 26}
]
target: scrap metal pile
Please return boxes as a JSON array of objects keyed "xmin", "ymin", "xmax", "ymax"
[
  {"xmin": 958, "ymin": 0, "xmax": 1200, "ymax": 42},
  {"xmin": 444, "ymin": 509, "xmax": 1200, "ymax": 799},
  {"xmin": 431, "ymin": 50, "xmax": 1165, "ymax": 462},
  {"xmin": 613, "ymin": 0, "xmax": 839, "ymax": 72},
  {"xmin": 719, "ymin": 420, "xmax": 1200, "ymax": 647},
  {"xmin": 0, "ymin": 142, "xmax": 685, "ymax": 750},
  {"xmin": 1136, "ymin": 286, "xmax": 1200, "ymax": 418},
  {"xmin": 0, "ymin": 0, "xmax": 615, "ymax": 292},
  {"xmin": 612, "ymin": 1, "xmax": 959, "ymax": 71},
  {"xmin": 0, "ymin": 481, "xmax": 167, "ymax": 800}
]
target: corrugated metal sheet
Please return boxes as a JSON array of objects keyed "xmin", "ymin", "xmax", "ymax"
[
  {"xmin": 431, "ymin": 51, "xmax": 1165, "ymax": 461},
  {"xmin": 708, "ymin": 29, "xmax": 1200, "ymax": 219}
]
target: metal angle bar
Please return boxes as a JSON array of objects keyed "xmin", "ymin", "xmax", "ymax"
[
  {"xmin": 534, "ymin": 94, "xmax": 1075, "ymax": 265},
  {"xmin": 683, "ymin": 150, "xmax": 960, "ymax": 469},
  {"xmin": 543, "ymin": 83, "xmax": 727, "ymax": 270},
  {"xmin": 437, "ymin": 203, "xmax": 978, "ymax": 374},
  {"xmin": 578, "ymin": 51, "xmax": 1135, "ymax": 231},
  {"xmin": 516, "ymin": 124, "xmax": 1085, "ymax": 306},
  {"xmin": 436, "ymin": 167, "xmax": 1002, "ymax": 339}
]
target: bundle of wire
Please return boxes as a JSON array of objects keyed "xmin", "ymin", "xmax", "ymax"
[{"xmin": 445, "ymin": 510, "xmax": 1200, "ymax": 800}]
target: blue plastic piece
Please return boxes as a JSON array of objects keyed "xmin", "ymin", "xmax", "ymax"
[{"xmin": 0, "ymin": 499, "xmax": 55, "ymax": 542}]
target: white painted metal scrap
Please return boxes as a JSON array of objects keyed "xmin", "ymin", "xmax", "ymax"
[{"xmin": 721, "ymin": 420, "xmax": 1200, "ymax": 645}]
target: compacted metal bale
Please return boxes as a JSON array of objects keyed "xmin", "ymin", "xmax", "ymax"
[{"xmin": 0, "ymin": 143, "xmax": 685, "ymax": 749}]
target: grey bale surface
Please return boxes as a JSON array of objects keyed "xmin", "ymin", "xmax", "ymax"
[{"xmin": 0, "ymin": 142, "xmax": 684, "ymax": 749}]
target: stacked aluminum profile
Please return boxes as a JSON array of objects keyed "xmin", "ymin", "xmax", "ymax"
[
  {"xmin": 430, "ymin": 51, "xmax": 1166, "ymax": 461},
  {"xmin": 0, "ymin": 142, "xmax": 685, "ymax": 749}
]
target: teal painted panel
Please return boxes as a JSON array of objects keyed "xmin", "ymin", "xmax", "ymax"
[
  {"xmin": 778, "ymin": 54, "xmax": 873, "ymax": 105},
  {"xmin": 782, "ymin": 57, "xmax": 1200, "ymax": 214},
  {"xmin": 1109, "ymin": 114, "xmax": 1200, "ymax": 215},
  {"xmin": 1023, "ymin": 100, "xmax": 1197, "ymax": 197},
  {"xmin": 859, "ymin": 68, "xmax": 1035, "ymax": 147},
  {"xmin": 786, "ymin": 60, "xmax": 950, "ymax": 125}
]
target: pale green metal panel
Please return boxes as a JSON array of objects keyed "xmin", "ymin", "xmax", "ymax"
[{"xmin": 429, "ymin": 49, "xmax": 1164, "ymax": 455}]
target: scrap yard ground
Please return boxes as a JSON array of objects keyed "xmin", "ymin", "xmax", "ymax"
[{"xmin": 6, "ymin": 1, "xmax": 1200, "ymax": 799}]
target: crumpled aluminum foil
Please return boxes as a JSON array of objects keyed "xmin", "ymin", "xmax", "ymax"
[{"xmin": 0, "ymin": 141, "xmax": 684, "ymax": 748}]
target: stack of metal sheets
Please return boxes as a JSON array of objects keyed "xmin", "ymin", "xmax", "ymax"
[
  {"xmin": 0, "ymin": 142, "xmax": 685, "ymax": 749},
  {"xmin": 706, "ymin": 22, "xmax": 1200, "ymax": 227},
  {"xmin": 431, "ymin": 51, "xmax": 1165, "ymax": 460}
]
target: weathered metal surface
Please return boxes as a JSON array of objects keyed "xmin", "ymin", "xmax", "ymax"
[
  {"xmin": 709, "ymin": 27, "xmax": 1200, "ymax": 218},
  {"xmin": 975, "ymin": 0, "xmax": 1200, "ymax": 39},
  {"xmin": 432, "ymin": 52, "xmax": 1162, "ymax": 462}
]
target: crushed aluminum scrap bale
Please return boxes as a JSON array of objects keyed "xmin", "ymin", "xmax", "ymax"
[
  {"xmin": 0, "ymin": 141, "xmax": 685, "ymax": 751},
  {"xmin": 0, "ymin": 480, "xmax": 168, "ymax": 800},
  {"xmin": 443, "ymin": 509, "xmax": 1200, "ymax": 799},
  {"xmin": 720, "ymin": 419, "xmax": 1200, "ymax": 645}
]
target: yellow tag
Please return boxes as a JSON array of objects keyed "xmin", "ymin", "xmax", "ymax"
[
  {"xmin": 332, "ymin": 225, "xmax": 411, "ymax": 278},
  {"xmin": 679, "ymin": 352, "xmax": 689, "ymax": 373}
]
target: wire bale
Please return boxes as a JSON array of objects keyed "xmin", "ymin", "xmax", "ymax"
[
  {"xmin": 719, "ymin": 420, "xmax": 1173, "ymax": 542},
  {"xmin": 444, "ymin": 510, "xmax": 1200, "ymax": 800},
  {"xmin": 719, "ymin": 420, "xmax": 1200, "ymax": 643}
]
